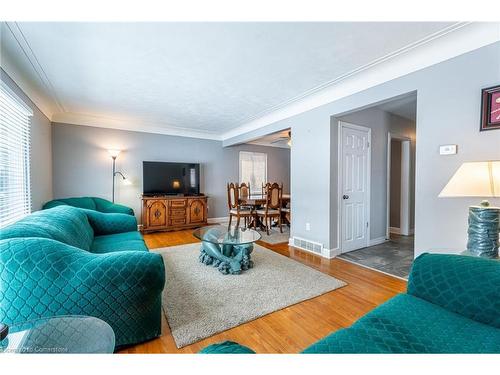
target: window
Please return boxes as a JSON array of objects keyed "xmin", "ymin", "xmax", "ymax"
[
  {"xmin": 239, "ymin": 151, "xmax": 267, "ymax": 194},
  {"xmin": 0, "ymin": 81, "xmax": 33, "ymax": 228}
]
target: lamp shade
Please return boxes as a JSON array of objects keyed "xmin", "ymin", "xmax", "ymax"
[
  {"xmin": 439, "ymin": 161, "xmax": 500, "ymax": 198},
  {"xmin": 108, "ymin": 149, "xmax": 121, "ymax": 158}
]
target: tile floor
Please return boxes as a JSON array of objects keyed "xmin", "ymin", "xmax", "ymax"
[{"xmin": 339, "ymin": 234, "xmax": 414, "ymax": 279}]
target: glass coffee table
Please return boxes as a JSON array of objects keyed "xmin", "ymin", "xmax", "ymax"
[
  {"xmin": 193, "ymin": 225, "xmax": 261, "ymax": 275},
  {"xmin": 0, "ymin": 315, "xmax": 115, "ymax": 354}
]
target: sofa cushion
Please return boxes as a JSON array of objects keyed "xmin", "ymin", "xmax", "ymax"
[
  {"xmin": 91, "ymin": 231, "xmax": 148, "ymax": 254},
  {"xmin": 303, "ymin": 294, "xmax": 500, "ymax": 353},
  {"xmin": 0, "ymin": 206, "xmax": 94, "ymax": 251},
  {"xmin": 407, "ymin": 253, "xmax": 500, "ymax": 328}
]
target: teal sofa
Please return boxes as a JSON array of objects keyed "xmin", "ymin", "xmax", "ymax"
[
  {"xmin": 0, "ymin": 206, "xmax": 165, "ymax": 349},
  {"xmin": 43, "ymin": 196, "xmax": 134, "ymax": 216},
  {"xmin": 200, "ymin": 254, "xmax": 500, "ymax": 353}
]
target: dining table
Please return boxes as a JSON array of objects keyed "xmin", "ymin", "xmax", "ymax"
[{"xmin": 239, "ymin": 193, "xmax": 291, "ymax": 229}]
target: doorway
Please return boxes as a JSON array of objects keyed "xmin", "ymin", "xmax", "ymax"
[{"xmin": 386, "ymin": 133, "xmax": 412, "ymax": 238}]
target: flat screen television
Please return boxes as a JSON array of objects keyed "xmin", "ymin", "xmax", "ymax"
[{"xmin": 143, "ymin": 161, "xmax": 200, "ymax": 196}]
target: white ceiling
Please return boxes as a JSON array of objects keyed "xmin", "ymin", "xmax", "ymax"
[
  {"xmin": 248, "ymin": 128, "xmax": 291, "ymax": 148},
  {"xmin": 1, "ymin": 22, "xmax": 457, "ymax": 138},
  {"xmin": 376, "ymin": 94, "xmax": 417, "ymax": 121}
]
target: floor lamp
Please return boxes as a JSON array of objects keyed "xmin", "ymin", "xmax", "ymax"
[{"xmin": 108, "ymin": 149, "xmax": 128, "ymax": 203}]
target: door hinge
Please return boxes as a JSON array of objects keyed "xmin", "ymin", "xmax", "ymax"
[
  {"xmin": 367, "ymin": 141, "xmax": 370, "ymax": 148},
  {"xmin": 366, "ymin": 222, "xmax": 369, "ymax": 228}
]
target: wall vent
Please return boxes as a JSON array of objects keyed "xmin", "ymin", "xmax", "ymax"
[{"xmin": 292, "ymin": 236, "xmax": 324, "ymax": 255}]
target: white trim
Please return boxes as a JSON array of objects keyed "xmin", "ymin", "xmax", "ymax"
[
  {"xmin": 222, "ymin": 22, "xmax": 500, "ymax": 142},
  {"xmin": 336, "ymin": 257, "xmax": 408, "ymax": 281},
  {"xmin": 386, "ymin": 133, "xmax": 412, "ymax": 239},
  {"xmin": 338, "ymin": 121, "xmax": 372, "ymax": 253},
  {"xmin": 368, "ymin": 236, "xmax": 388, "ymax": 247},
  {"xmin": 400, "ymin": 140, "xmax": 411, "ymax": 236},
  {"xmin": 207, "ymin": 216, "xmax": 229, "ymax": 224},
  {"xmin": 323, "ymin": 247, "xmax": 342, "ymax": 259},
  {"xmin": 51, "ymin": 112, "xmax": 222, "ymax": 140}
]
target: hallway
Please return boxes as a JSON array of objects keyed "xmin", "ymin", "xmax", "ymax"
[{"xmin": 339, "ymin": 235, "xmax": 414, "ymax": 279}]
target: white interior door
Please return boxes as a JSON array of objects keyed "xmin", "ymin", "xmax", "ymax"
[{"xmin": 340, "ymin": 122, "xmax": 371, "ymax": 252}]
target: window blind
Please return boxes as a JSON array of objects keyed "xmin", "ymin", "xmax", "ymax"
[
  {"xmin": 239, "ymin": 151, "xmax": 267, "ymax": 194},
  {"xmin": 0, "ymin": 81, "xmax": 33, "ymax": 228}
]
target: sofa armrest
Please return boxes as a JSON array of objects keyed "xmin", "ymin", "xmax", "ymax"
[
  {"xmin": 82, "ymin": 209, "xmax": 138, "ymax": 235},
  {"xmin": 407, "ymin": 253, "xmax": 500, "ymax": 328},
  {"xmin": 0, "ymin": 238, "xmax": 165, "ymax": 326}
]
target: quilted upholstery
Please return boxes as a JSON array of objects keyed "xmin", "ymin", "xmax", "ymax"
[
  {"xmin": 0, "ymin": 206, "xmax": 165, "ymax": 348},
  {"xmin": 302, "ymin": 294, "xmax": 500, "ymax": 353},
  {"xmin": 91, "ymin": 232, "xmax": 148, "ymax": 254},
  {"xmin": 199, "ymin": 341, "xmax": 256, "ymax": 354},
  {"xmin": 407, "ymin": 253, "xmax": 500, "ymax": 328},
  {"xmin": 43, "ymin": 197, "xmax": 134, "ymax": 216},
  {"xmin": 200, "ymin": 254, "xmax": 500, "ymax": 354},
  {"xmin": 1, "ymin": 206, "xmax": 94, "ymax": 251}
]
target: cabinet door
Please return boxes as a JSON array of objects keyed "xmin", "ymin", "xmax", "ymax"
[
  {"xmin": 188, "ymin": 199, "xmax": 206, "ymax": 224},
  {"xmin": 147, "ymin": 200, "xmax": 168, "ymax": 228}
]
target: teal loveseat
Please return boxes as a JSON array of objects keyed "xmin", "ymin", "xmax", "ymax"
[
  {"xmin": 200, "ymin": 254, "xmax": 500, "ymax": 353},
  {"xmin": 43, "ymin": 196, "xmax": 134, "ymax": 216},
  {"xmin": 0, "ymin": 206, "xmax": 165, "ymax": 349}
]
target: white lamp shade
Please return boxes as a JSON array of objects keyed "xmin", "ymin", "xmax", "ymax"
[
  {"xmin": 439, "ymin": 161, "xmax": 500, "ymax": 198},
  {"xmin": 108, "ymin": 149, "xmax": 121, "ymax": 158}
]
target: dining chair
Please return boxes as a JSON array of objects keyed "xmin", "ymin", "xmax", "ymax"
[
  {"xmin": 256, "ymin": 182, "xmax": 283, "ymax": 235},
  {"xmin": 227, "ymin": 182, "xmax": 252, "ymax": 228},
  {"xmin": 261, "ymin": 182, "xmax": 271, "ymax": 196}
]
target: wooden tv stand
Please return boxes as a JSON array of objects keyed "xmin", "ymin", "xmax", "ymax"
[{"xmin": 141, "ymin": 195, "xmax": 208, "ymax": 233}]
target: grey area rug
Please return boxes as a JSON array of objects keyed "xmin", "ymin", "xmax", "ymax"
[{"xmin": 156, "ymin": 243, "xmax": 346, "ymax": 348}]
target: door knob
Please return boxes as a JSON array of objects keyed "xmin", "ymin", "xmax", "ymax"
[{"xmin": 343, "ymin": 195, "xmax": 349, "ymax": 200}]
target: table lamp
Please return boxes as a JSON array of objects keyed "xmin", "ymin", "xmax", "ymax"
[{"xmin": 439, "ymin": 160, "xmax": 500, "ymax": 258}]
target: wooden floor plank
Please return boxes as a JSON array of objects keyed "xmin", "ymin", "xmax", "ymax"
[{"xmin": 119, "ymin": 229, "xmax": 406, "ymax": 354}]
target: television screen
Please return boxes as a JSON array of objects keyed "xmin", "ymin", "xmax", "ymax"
[{"xmin": 143, "ymin": 161, "xmax": 200, "ymax": 195}]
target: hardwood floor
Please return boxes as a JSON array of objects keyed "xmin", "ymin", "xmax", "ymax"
[{"xmin": 119, "ymin": 229, "xmax": 407, "ymax": 354}]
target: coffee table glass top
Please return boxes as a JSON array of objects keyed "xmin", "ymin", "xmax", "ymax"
[
  {"xmin": 0, "ymin": 315, "xmax": 115, "ymax": 354},
  {"xmin": 193, "ymin": 225, "xmax": 261, "ymax": 245}
]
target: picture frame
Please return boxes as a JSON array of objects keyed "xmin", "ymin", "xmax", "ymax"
[{"xmin": 480, "ymin": 84, "xmax": 500, "ymax": 131}]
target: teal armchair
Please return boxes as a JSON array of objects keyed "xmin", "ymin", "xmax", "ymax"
[
  {"xmin": 43, "ymin": 196, "xmax": 134, "ymax": 216},
  {"xmin": 0, "ymin": 206, "xmax": 165, "ymax": 348},
  {"xmin": 200, "ymin": 254, "xmax": 500, "ymax": 354}
]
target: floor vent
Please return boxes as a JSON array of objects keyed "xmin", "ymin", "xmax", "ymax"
[{"xmin": 292, "ymin": 236, "xmax": 323, "ymax": 254}]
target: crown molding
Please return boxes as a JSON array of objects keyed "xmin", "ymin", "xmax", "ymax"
[
  {"xmin": 1, "ymin": 22, "xmax": 63, "ymax": 119},
  {"xmin": 51, "ymin": 112, "xmax": 223, "ymax": 141},
  {"xmin": 221, "ymin": 22, "xmax": 500, "ymax": 142}
]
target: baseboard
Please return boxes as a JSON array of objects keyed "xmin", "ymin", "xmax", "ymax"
[
  {"xmin": 207, "ymin": 216, "xmax": 229, "ymax": 224},
  {"xmin": 322, "ymin": 247, "xmax": 341, "ymax": 259},
  {"xmin": 368, "ymin": 236, "xmax": 388, "ymax": 246},
  {"xmin": 389, "ymin": 227, "xmax": 414, "ymax": 236}
]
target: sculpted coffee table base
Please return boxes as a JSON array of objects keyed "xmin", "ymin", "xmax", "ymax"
[
  {"xmin": 199, "ymin": 242, "xmax": 254, "ymax": 275},
  {"xmin": 193, "ymin": 226, "xmax": 261, "ymax": 275}
]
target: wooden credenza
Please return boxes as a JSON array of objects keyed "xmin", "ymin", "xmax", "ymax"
[{"xmin": 141, "ymin": 195, "xmax": 208, "ymax": 233}]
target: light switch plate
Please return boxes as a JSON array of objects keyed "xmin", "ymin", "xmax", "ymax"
[{"xmin": 439, "ymin": 144, "xmax": 457, "ymax": 155}]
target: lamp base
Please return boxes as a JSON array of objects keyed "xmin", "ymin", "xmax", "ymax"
[{"xmin": 467, "ymin": 206, "xmax": 499, "ymax": 258}]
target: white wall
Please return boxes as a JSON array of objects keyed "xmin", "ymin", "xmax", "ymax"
[
  {"xmin": 224, "ymin": 42, "xmax": 500, "ymax": 256},
  {"xmin": 51, "ymin": 122, "xmax": 290, "ymax": 221}
]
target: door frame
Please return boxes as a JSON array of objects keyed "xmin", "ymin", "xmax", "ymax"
[
  {"xmin": 386, "ymin": 133, "xmax": 412, "ymax": 238},
  {"xmin": 337, "ymin": 121, "xmax": 372, "ymax": 253}
]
